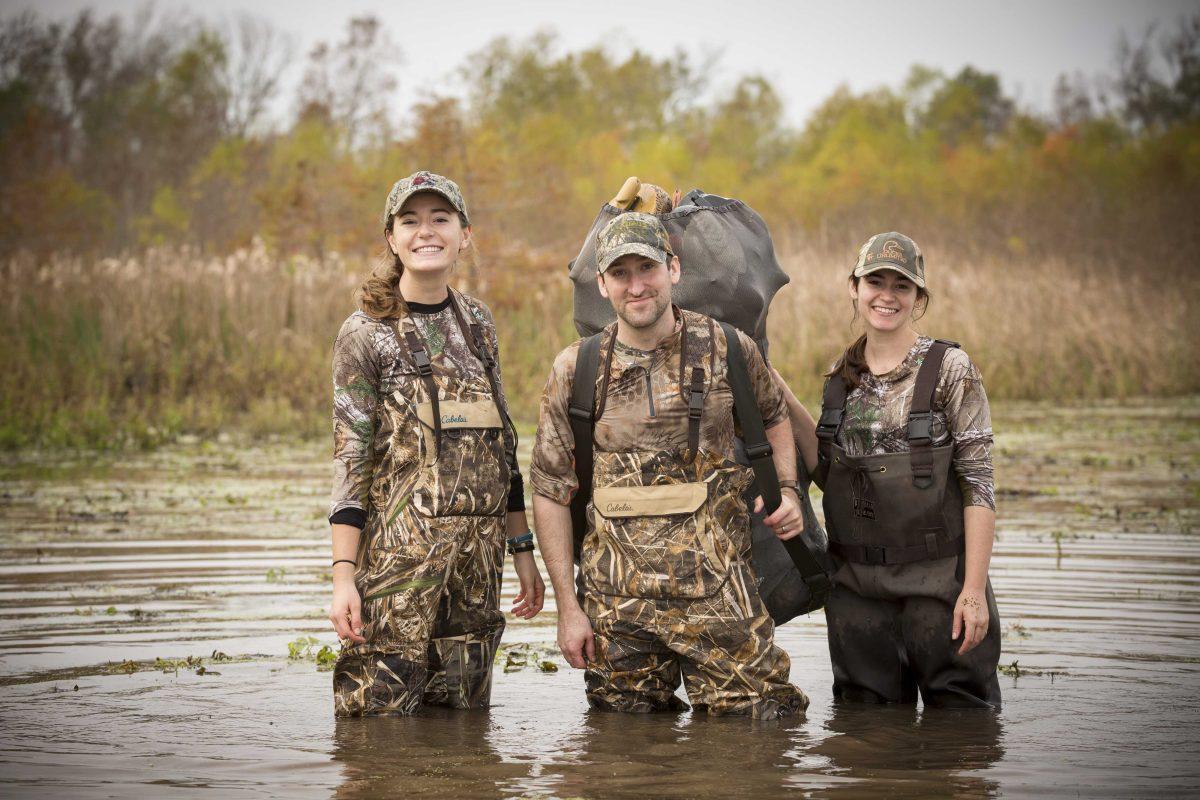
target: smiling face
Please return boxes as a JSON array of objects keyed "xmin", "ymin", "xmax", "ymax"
[
  {"xmin": 385, "ymin": 191, "xmax": 469, "ymax": 275},
  {"xmin": 849, "ymin": 269, "xmax": 921, "ymax": 333},
  {"xmin": 597, "ymin": 253, "xmax": 680, "ymax": 329}
]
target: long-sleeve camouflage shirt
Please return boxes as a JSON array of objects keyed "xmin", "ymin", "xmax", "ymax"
[
  {"xmin": 531, "ymin": 309, "xmax": 786, "ymax": 505},
  {"xmin": 836, "ymin": 336, "xmax": 996, "ymax": 510},
  {"xmin": 329, "ymin": 293, "xmax": 523, "ymax": 528}
]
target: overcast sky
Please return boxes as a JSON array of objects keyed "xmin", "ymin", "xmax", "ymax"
[{"xmin": 19, "ymin": 0, "xmax": 1197, "ymax": 126}]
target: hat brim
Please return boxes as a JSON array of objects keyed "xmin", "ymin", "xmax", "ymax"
[
  {"xmin": 852, "ymin": 261, "xmax": 926, "ymax": 289},
  {"xmin": 383, "ymin": 188, "xmax": 469, "ymax": 228},
  {"xmin": 597, "ymin": 242, "xmax": 670, "ymax": 274}
]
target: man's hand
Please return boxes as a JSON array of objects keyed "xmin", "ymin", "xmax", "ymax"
[
  {"xmin": 756, "ymin": 490, "xmax": 805, "ymax": 541},
  {"xmin": 557, "ymin": 605, "xmax": 596, "ymax": 669}
]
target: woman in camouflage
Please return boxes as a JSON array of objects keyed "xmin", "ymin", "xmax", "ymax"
[
  {"xmin": 327, "ymin": 171, "xmax": 545, "ymax": 716},
  {"xmin": 776, "ymin": 232, "xmax": 1002, "ymax": 708}
]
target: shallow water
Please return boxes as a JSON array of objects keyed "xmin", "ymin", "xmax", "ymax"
[{"xmin": 0, "ymin": 399, "xmax": 1197, "ymax": 798}]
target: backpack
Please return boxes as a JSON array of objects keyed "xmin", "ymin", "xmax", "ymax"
[{"xmin": 566, "ymin": 191, "xmax": 832, "ymax": 623}]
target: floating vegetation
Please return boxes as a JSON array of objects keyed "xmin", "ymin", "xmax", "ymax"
[
  {"xmin": 1003, "ymin": 622, "xmax": 1031, "ymax": 640},
  {"xmin": 266, "ymin": 568, "xmax": 286, "ymax": 583},
  {"xmin": 997, "ymin": 660, "xmax": 1066, "ymax": 680},
  {"xmin": 499, "ymin": 643, "xmax": 560, "ymax": 673},
  {"xmin": 287, "ymin": 635, "xmax": 338, "ymax": 671}
]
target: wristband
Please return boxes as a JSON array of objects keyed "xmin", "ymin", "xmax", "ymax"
[
  {"xmin": 332, "ymin": 559, "xmax": 357, "ymax": 568},
  {"xmin": 507, "ymin": 531, "xmax": 535, "ymax": 555}
]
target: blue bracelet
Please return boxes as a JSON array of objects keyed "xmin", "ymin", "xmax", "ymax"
[{"xmin": 506, "ymin": 532, "xmax": 534, "ymax": 546}]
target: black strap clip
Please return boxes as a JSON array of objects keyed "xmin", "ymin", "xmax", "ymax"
[
  {"xmin": 907, "ymin": 412, "xmax": 933, "ymax": 443},
  {"xmin": 816, "ymin": 408, "xmax": 842, "ymax": 439},
  {"xmin": 864, "ymin": 545, "xmax": 887, "ymax": 566},
  {"xmin": 687, "ymin": 368, "xmax": 705, "ymax": 421},
  {"xmin": 745, "ymin": 442, "xmax": 774, "ymax": 460},
  {"xmin": 568, "ymin": 405, "xmax": 593, "ymax": 423}
]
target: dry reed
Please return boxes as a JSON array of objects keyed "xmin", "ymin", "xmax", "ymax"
[{"xmin": 1, "ymin": 242, "xmax": 1194, "ymax": 449}]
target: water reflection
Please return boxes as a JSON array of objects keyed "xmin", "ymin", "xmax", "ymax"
[
  {"xmin": 805, "ymin": 704, "xmax": 1005, "ymax": 797},
  {"xmin": 332, "ymin": 709, "xmax": 529, "ymax": 799}
]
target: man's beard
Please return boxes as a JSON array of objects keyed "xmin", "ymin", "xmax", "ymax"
[{"xmin": 617, "ymin": 292, "xmax": 671, "ymax": 330}]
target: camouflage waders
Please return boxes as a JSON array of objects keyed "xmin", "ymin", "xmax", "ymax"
[
  {"xmin": 815, "ymin": 340, "xmax": 1001, "ymax": 708},
  {"xmin": 333, "ymin": 290, "xmax": 513, "ymax": 717},
  {"xmin": 579, "ymin": 313, "xmax": 808, "ymax": 719}
]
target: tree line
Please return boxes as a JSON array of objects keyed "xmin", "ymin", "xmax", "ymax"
[{"xmin": 1, "ymin": 8, "xmax": 1197, "ymax": 269}]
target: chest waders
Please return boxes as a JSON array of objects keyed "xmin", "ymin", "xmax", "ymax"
[
  {"xmin": 564, "ymin": 311, "xmax": 809, "ymax": 718},
  {"xmin": 814, "ymin": 339, "xmax": 965, "ymax": 565},
  {"xmin": 813, "ymin": 339, "xmax": 1002, "ymax": 709},
  {"xmin": 333, "ymin": 289, "xmax": 516, "ymax": 717}
]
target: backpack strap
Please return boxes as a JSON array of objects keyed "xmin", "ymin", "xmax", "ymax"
[
  {"xmin": 908, "ymin": 339, "xmax": 959, "ymax": 489},
  {"xmin": 568, "ymin": 332, "xmax": 605, "ymax": 560},
  {"xmin": 720, "ymin": 322, "xmax": 831, "ymax": 602}
]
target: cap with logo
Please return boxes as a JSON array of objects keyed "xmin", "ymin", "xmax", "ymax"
[
  {"xmin": 382, "ymin": 171, "xmax": 470, "ymax": 229},
  {"xmin": 594, "ymin": 212, "xmax": 675, "ymax": 274},
  {"xmin": 852, "ymin": 232, "xmax": 926, "ymax": 288}
]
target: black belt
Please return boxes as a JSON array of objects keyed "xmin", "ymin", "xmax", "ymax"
[{"xmin": 831, "ymin": 533, "xmax": 964, "ymax": 566}]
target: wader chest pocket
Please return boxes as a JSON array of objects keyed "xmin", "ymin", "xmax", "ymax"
[
  {"xmin": 587, "ymin": 482, "xmax": 728, "ymax": 600},
  {"xmin": 413, "ymin": 399, "xmax": 508, "ymax": 517}
]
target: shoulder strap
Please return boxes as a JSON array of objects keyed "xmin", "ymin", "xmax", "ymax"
[
  {"xmin": 721, "ymin": 322, "xmax": 830, "ymax": 597},
  {"xmin": 815, "ymin": 375, "xmax": 848, "ymax": 465},
  {"xmin": 402, "ymin": 325, "xmax": 441, "ymax": 460},
  {"xmin": 447, "ymin": 290, "xmax": 519, "ymax": 449},
  {"xmin": 907, "ymin": 338, "xmax": 959, "ymax": 489},
  {"xmin": 568, "ymin": 332, "xmax": 604, "ymax": 560}
]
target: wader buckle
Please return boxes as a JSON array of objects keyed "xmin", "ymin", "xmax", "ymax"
[
  {"xmin": 864, "ymin": 545, "xmax": 887, "ymax": 565},
  {"xmin": 907, "ymin": 412, "xmax": 933, "ymax": 443},
  {"xmin": 411, "ymin": 347, "xmax": 433, "ymax": 376},
  {"xmin": 816, "ymin": 408, "xmax": 842, "ymax": 440}
]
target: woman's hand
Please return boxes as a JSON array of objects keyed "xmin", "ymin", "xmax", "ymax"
[
  {"xmin": 952, "ymin": 588, "xmax": 989, "ymax": 655},
  {"xmin": 510, "ymin": 551, "xmax": 545, "ymax": 619},
  {"xmin": 329, "ymin": 564, "xmax": 365, "ymax": 644}
]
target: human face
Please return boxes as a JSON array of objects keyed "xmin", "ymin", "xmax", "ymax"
[
  {"xmin": 385, "ymin": 192, "xmax": 469, "ymax": 275},
  {"xmin": 597, "ymin": 253, "xmax": 680, "ymax": 329},
  {"xmin": 849, "ymin": 269, "xmax": 919, "ymax": 333}
]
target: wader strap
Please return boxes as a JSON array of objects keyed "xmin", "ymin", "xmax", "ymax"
[
  {"xmin": 568, "ymin": 332, "xmax": 604, "ymax": 560},
  {"xmin": 907, "ymin": 339, "xmax": 959, "ymax": 489},
  {"xmin": 831, "ymin": 533, "xmax": 964, "ymax": 566},
  {"xmin": 687, "ymin": 367, "xmax": 705, "ymax": 457},
  {"xmin": 720, "ymin": 322, "xmax": 831, "ymax": 602},
  {"xmin": 814, "ymin": 376, "xmax": 848, "ymax": 488},
  {"xmin": 447, "ymin": 291, "xmax": 515, "ymax": 438},
  {"xmin": 404, "ymin": 329, "xmax": 440, "ymax": 459}
]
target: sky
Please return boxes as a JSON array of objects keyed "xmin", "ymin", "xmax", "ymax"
[{"xmin": 17, "ymin": 0, "xmax": 1198, "ymax": 127}]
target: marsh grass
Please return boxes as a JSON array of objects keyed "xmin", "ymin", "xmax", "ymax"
[{"xmin": 1, "ymin": 242, "xmax": 1194, "ymax": 449}]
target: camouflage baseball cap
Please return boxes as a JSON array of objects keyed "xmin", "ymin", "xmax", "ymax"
[
  {"xmin": 382, "ymin": 171, "xmax": 469, "ymax": 229},
  {"xmin": 595, "ymin": 212, "xmax": 674, "ymax": 274},
  {"xmin": 852, "ymin": 232, "xmax": 926, "ymax": 288}
]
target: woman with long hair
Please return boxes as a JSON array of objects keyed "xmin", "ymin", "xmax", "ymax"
[
  {"xmin": 777, "ymin": 232, "xmax": 1001, "ymax": 708},
  {"xmin": 327, "ymin": 171, "xmax": 544, "ymax": 716}
]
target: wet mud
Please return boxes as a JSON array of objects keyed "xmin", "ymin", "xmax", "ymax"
[{"xmin": 0, "ymin": 399, "xmax": 1197, "ymax": 797}]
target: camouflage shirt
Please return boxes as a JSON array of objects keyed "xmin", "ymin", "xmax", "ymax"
[
  {"xmin": 329, "ymin": 293, "xmax": 522, "ymax": 525},
  {"xmin": 531, "ymin": 308, "xmax": 786, "ymax": 505},
  {"xmin": 836, "ymin": 336, "xmax": 995, "ymax": 510}
]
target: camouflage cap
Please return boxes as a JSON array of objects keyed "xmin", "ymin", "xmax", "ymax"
[
  {"xmin": 852, "ymin": 232, "xmax": 926, "ymax": 288},
  {"xmin": 382, "ymin": 171, "xmax": 469, "ymax": 229},
  {"xmin": 595, "ymin": 212, "xmax": 674, "ymax": 274}
]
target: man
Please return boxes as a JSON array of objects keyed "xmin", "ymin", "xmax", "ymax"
[{"xmin": 530, "ymin": 212, "xmax": 810, "ymax": 718}]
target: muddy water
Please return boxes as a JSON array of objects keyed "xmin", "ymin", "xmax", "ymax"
[{"xmin": 0, "ymin": 400, "xmax": 1197, "ymax": 798}]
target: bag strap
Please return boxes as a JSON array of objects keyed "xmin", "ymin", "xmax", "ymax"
[
  {"xmin": 568, "ymin": 332, "xmax": 604, "ymax": 560},
  {"xmin": 720, "ymin": 322, "xmax": 830, "ymax": 598},
  {"xmin": 907, "ymin": 338, "xmax": 958, "ymax": 489}
]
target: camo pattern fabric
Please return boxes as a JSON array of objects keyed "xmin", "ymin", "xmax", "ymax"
[
  {"xmin": 532, "ymin": 309, "xmax": 804, "ymax": 717},
  {"xmin": 835, "ymin": 336, "xmax": 995, "ymax": 510},
  {"xmin": 382, "ymin": 171, "xmax": 470, "ymax": 227},
  {"xmin": 530, "ymin": 309, "xmax": 785, "ymax": 505},
  {"xmin": 583, "ymin": 565, "xmax": 809, "ymax": 718},
  {"xmin": 329, "ymin": 289, "xmax": 514, "ymax": 716}
]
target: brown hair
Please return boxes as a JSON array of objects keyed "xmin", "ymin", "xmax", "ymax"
[
  {"xmin": 826, "ymin": 275, "xmax": 931, "ymax": 391},
  {"xmin": 357, "ymin": 212, "xmax": 469, "ymax": 320}
]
